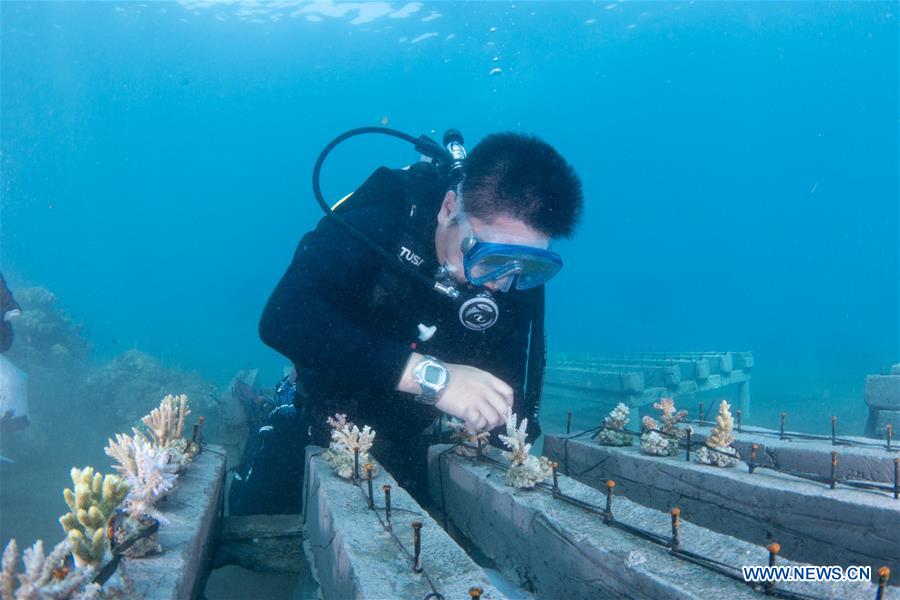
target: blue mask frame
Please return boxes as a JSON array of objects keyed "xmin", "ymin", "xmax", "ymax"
[{"xmin": 463, "ymin": 241, "xmax": 563, "ymax": 291}]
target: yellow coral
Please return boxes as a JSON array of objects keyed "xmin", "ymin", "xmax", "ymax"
[
  {"xmin": 707, "ymin": 400, "xmax": 735, "ymax": 448},
  {"xmin": 58, "ymin": 467, "xmax": 129, "ymax": 568}
]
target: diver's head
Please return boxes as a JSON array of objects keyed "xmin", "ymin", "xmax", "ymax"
[{"xmin": 434, "ymin": 132, "xmax": 583, "ymax": 292}]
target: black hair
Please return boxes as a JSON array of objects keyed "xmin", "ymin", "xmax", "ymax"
[{"xmin": 460, "ymin": 132, "xmax": 583, "ymax": 239}]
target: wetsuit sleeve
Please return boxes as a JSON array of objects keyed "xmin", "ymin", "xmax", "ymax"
[{"xmin": 259, "ymin": 169, "xmax": 413, "ymax": 395}]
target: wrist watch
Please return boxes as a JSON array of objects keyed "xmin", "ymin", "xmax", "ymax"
[{"xmin": 413, "ymin": 355, "xmax": 450, "ymax": 405}]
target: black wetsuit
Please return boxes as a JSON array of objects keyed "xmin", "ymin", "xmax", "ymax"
[{"xmin": 259, "ymin": 163, "xmax": 542, "ymax": 504}]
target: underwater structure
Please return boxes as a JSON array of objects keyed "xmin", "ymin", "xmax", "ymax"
[
  {"xmin": 866, "ymin": 364, "xmax": 900, "ymax": 438},
  {"xmin": 542, "ymin": 351, "xmax": 753, "ymax": 433}
]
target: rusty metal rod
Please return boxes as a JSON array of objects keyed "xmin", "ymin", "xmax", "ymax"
[
  {"xmin": 830, "ymin": 451, "xmax": 837, "ymax": 489},
  {"xmin": 685, "ymin": 427, "xmax": 692, "ymax": 462},
  {"xmin": 780, "ymin": 412, "xmax": 787, "ymax": 440},
  {"xmin": 766, "ymin": 542, "xmax": 781, "ymax": 596},
  {"xmin": 749, "ymin": 443, "xmax": 758, "ymax": 474},
  {"xmin": 605, "ymin": 480, "xmax": 615, "ymax": 521},
  {"xmin": 412, "ymin": 521, "xmax": 423, "ymax": 573},
  {"xmin": 670, "ymin": 508, "xmax": 681, "ymax": 549},
  {"xmin": 551, "ymin": 461, "xmax": 559, "ymax": 495},
  {"xmin": 354, "ymin": 448, "xmax": 361, "ymax": 481},
  {"xmin": 831, "ymin": 416, "xmax": 836, "ymax": 446},
  {"xmin": 566, "ymin": 411, "xmax": 572, "ymax": 435},
  {"xmin": 888, "ymin": 424, "xmax": 893, "ymax": 452},
  {"xmin": 383, "ymin": 484, "xmax": 392, "ymax": 529},
  {"xmin": 877, "ymin": 567, "xmax": 891, "ymax": 600},
  {"xmin": 365, "ymin": 463, "xmax": 374, "ymax": 509},
  {"xmin": 736, "ymin": 409, "xmax": 742, "ymax": 433}
]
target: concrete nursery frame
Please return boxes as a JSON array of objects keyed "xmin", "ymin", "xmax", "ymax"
[
  {"xmin": 302, "ymin": 446, "xmax": 502, "ymax": 600},
  {"xmin": 427, "ymin": 445, "xmax": 892, "ymax": 600},
  {"xmin": 542, "ymin": 351, "xmax": 753, "ymax": 431},
  {"xmin": 125, "ymin": 444, "xmax": 227, "ymax": 600},
  {"xmin": 543, "ymin": 435, "xmax": 900, "ymax": 578}
]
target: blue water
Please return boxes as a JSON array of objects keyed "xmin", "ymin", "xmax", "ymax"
[{"xmin": 2, "ymin": 1, "xmax": 897, "ymax": 427}]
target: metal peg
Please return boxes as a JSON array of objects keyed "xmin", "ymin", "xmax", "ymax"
[
  {"xmin": 670, "ymin": 508, "xmax": 681, "ymax": 549},
  {"xmin": 551, "ymin": 461, "xmax": 559, "ymax": 495},
  {"xmin": 749, "ymin": 443, "xmax": 758, "ymax": 474},
  {"xmin": 736, "ymin": 409, "xmax": 742, "ymax": 433},
  {"xmin": 605, "ymin": 480, "xmax": 615, "ymax": 521},
  {"xmin": 877, "ymin": 567, "xmax": 891, "ymax": 600},
  {"xmin": 888, "ymin": 424, "xmax": 893, "ymax": 452},
  {"xmin": 412, "ymin": 521, "xmax": 423, "ymax": 573},
  {"xmin": 566, "ymin": 411, "xmax": 572, "ymax": 435},
  {"xmin": 383, "ymin": 484, "xmax": 392, "ymax": 529},
  {"xmin": 469, "ymin": 587, "xmax": 483, "ymax": 599},
  {"xmin": 779, "ymin": 412, "xmax": 787, "ymax": 440},
  {"xmin": 830, "ymin": 451, "xmax": 837, "ymax": 489},
  {"xmin": 685, "ymin": 427, "xmax": 693, "ymax": 462},
  {"xmin": 365, "ymin": 463, "xmax": 375, "ymax": 509},
  {"xmin": 353, "ymin": 448, "xmax": 361, "ymax": 481},
  {"xmin": 766, "ymin": 542, "xmax": 781, "ymax": 596},
  {"xmin": 831, "ymin": 416, "xmax": 836, "ymax": 446},
  {"xmin": 698, "ymin": 400, "xmax": 704, "ymax": 423}
]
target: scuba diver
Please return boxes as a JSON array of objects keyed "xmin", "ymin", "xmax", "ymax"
[
  {"xmin": 230, "ymin": 129, "xmax": 583, "ymax": 514},
  {"xmin": 1, "ymin": 272, "xmax": 28, "ymax": 453}
]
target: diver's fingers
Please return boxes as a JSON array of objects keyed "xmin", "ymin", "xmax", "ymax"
[
  {"xmin": 476, "ymin": 398, "xmax": 502, "ymax": 431},
  {"xmin": 483, "ymin": 388, "xmax": 511, "ymax": 425},
  {"xmin": 487, "ymin": 376, "xmax": 514, "ymax": 408}
]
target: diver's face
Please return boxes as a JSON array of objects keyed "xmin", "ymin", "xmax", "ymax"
[{"xmin": 434, "ymin": 190, "xmax": 549, "ymax": 292}]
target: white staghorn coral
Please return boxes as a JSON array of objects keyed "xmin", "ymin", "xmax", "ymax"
[
  {"xmin": 695, "ymin": 400, "xmax": 740, "ymax": 468},
  {"xmin": 123, "ymin": 436, "xmax": 178, "ymax": 523},
  {"xmin": 596, "ymin": 403, "xmax": 633, "ymax": 447},
  {"xmin": 1, "ymin": 539, "xmax": 101, "ymax": 600},
  {"xmin": 498, "ymin": 408, "xmax": 551, "ymax": 489},
  {"xmin": 323, "ymin": 413, "xmax": 376, "ymax": 479}
]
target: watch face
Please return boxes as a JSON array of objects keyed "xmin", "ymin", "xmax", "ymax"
[{"xmin": 423, "ymin": 364, "xmax": 444, "ymax": 385}]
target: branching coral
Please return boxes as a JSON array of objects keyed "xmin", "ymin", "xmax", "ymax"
[
  {"xmin": 695, "ymin": 400, "xmax": 740, "ymax": 468},
  {"xmin": 105, "ymin": 434, "xmax": 177, "ymax": 524},
  {"xmin": 142, "ymin": 394, "xmax": 190, "ymax": 448},
  {"xmin": 654, "ymin": 397, "xmax": 688, "ymax": 438},
  {"xmin": 1, "ymin": 539, "xmax": 101, "ymax": 600},
  {"xmin": 447, "ymin": 418, "xmax": 491, "ymax": 458},
  {"xmin": 596, "ymin": 403, "xmax": 634, "ymax": 447},
  {"xmin": 639, "ymin": 398, "xmax": 687, "ymax": 457},
  {"xmin": 498, "ymin": 408, "xmax": 551, "ymax": 489},
  {"xmin": 322, "ymin": 413, "xmax": 376, "ymax": 480},
  {"xmin": 140, "ymin": 394, "xmax": 196, "ymax": 471},
  {"xmin": 58, "ymin": 468, "xmax": 129, "ymax": 568}
]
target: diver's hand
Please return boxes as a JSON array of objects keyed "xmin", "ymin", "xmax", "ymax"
[
  {"xmin": 437, "ymin": 364, "xmax": 514, "ymax": 432},
  {"xmin": 397, "ymin": 352, "xmax": 513, "ymax": 431}
]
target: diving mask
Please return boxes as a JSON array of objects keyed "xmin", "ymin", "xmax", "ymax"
[{"xmin": 457, "ymin": 211, "xmax": 562, "ymax": 292}]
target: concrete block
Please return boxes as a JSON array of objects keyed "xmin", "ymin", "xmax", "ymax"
[
  {"xmin": 543, "ymin": 367, "xmax": 644, "ymax": 394},
  {"xmin": 689, "ymin": 423, "xmax": 898, "ymax": 484},
  {"xmin": 866, "ymin": 408, "xmax": 900, "ymax": 438},
  {"xmin": 303, "ymin": 446, "xmax": 502, "ymax": 600},
  {"xmin": 866, "ymin": 375, "xmax": 900, "ymax": 410},
  {"xmin": 126, "ymin": 444, "xmax": 227, "ymax": 600},
  {"xmin": 428, "ymin": 445, "xmax": 891, "ymax": 600},
  {"xmin": 544, "ymin": 436, "xmax": 900, "ymax": 577},
  {"xmin": 892, "ymin": 364, "xmax": 900, "ymax": 375}
]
